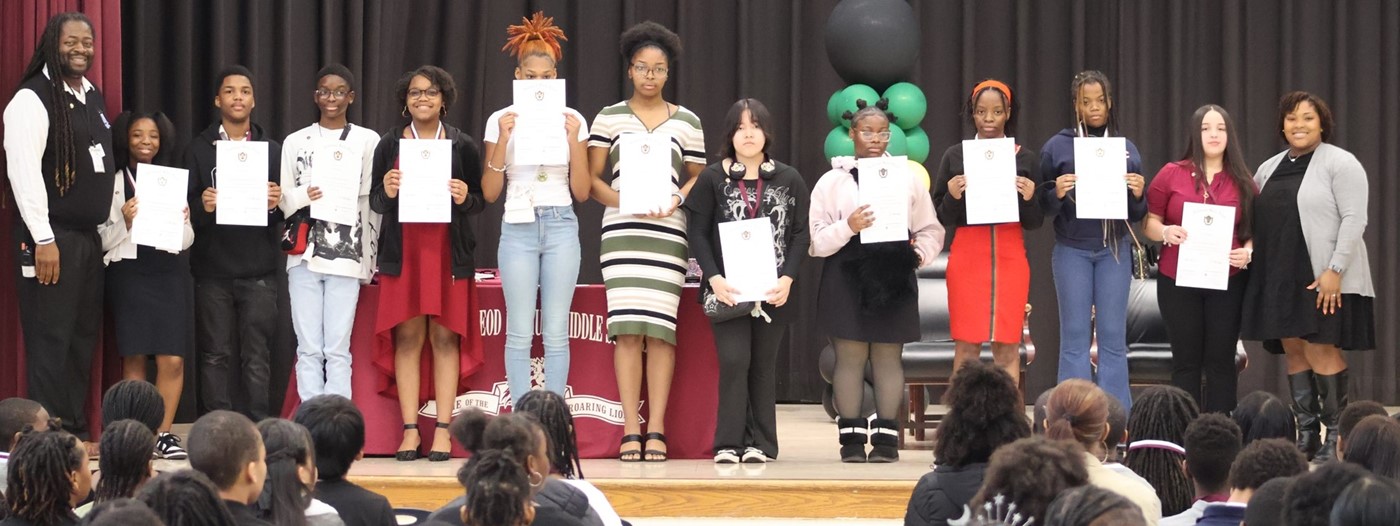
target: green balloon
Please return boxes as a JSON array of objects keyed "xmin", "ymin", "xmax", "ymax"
[
  {"xmin": 838, "ymin": 84, "xmax": 880, "ymax": 127},
  {"xmin": 885, "ymin": 125, "xmax": 909, "ymax": 157},
  {"xmin": 824, "ymin": 126, "xmax": 855, "ymax": 159},
  {"xmin": 826, "ymin": 89, "xmax": 846, "ymax": 127},
  {"xmin": 903, "ymin": 127, "xmax": 931, "ymax": 163},
  {"xmin": 883, "ymin": 82, "xmax": 927, "ymax": 130}
]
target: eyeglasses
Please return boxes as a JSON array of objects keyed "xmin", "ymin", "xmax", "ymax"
[
  {"xmin": 315, "ymin": 89, "xmax": 351, "ymax": 100},
  {"xmin": 631, "ymin": 63, "xmax": 669, "ymax": 78},
  {"xmin": 408, "ymin": 88, "xmax": 442, "ymax": 100},
  {"xmin": 857, "ymin": 130, "xmax": 892, "ymax": 141}
]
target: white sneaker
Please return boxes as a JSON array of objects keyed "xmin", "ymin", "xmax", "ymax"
[
  {"xmin": 714, "ymin": 448, "xmax": 740, "ymax": 464},
  {"xmin": 155, "ymin": 432, "xmax": 188, "ymax": 460},
  {"xmin": 741, "ymin": 447, "xmax": 768, "ymax": 463}
]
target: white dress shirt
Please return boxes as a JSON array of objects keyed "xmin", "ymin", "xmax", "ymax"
[{"xmin": 2, "ymin": 67, "xmax": 97, "ymax": 245}]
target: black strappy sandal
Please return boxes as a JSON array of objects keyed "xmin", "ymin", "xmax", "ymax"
[
  {"xmin": 644, "ymin": 432, "xmax": 669, "ymax": 462},
  {"xmin": 428, "ymin": 422, "xmax": 453, "ymax": 462},
  {"xmin": 619, "ymin": 434, "xmax": 644, "ymax": 462},
  {"xmin": 396, "ymin": 424, "xmax": 420, "ymax": 461}
]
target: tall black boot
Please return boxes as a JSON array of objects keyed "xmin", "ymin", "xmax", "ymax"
[
  {"xmin": 1313, "ymin": 370, "xmax": 1349, "ymax": 463},
  {"xmin": 868, "ymin": 418, "xmax": 901, "ymax": 463},
  {"xmin": 837, "ymin": 417, "xmax": 868, "ymax": 463},
  {"xmin": 1288, "ymin": 371, "xmax": 1323, "ymax": 460}
]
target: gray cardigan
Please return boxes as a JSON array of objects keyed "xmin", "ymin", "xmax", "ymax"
[{"xmin": 1254, "ymin": 142, "xmax": 1374, "ymax": 297}]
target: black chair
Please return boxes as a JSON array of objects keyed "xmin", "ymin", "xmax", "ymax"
[{"xmin": 1090, "ymin": 273, "xmax": 1247, "ymax": 386}]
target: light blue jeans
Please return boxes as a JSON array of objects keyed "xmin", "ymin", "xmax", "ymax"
[
  {"xmin": 288, "ymin": 263, "xmax": 361, "ymax": 401},
  {"xmin": 1052, "ymin": 241, "xmax": 1134, "ymax": 412},
  {"xmin": 499, "ymin": 205, "xmax": 581, "ymax": 399}
]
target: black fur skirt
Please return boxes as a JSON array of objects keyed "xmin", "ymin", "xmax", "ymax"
[{"xmin": 816, "ymin": 238, "xmax": 921, "ymax": 344}]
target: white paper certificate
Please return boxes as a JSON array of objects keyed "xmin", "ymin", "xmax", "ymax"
[
  {"xmin": 1072, "ymin": 137, "xmax": 1128, "ymax": 219},
  {"xmin": 961, "ymin": 137, "xmax": 1019, "ymax": 225},
  {"xmin": 511, "ymin": 79, "xmax": 568, "ymax": 166},
  {"xmin": 617, "ymin": 133, "xmax": 673, "ymax": 215},
  {"xmin": 397, "ymin": 139, "xmax": 452, "ymax": 223},
  {"xmin": 130, "ymin": 163, "xmax": 189, "ymax": 252},
  {"xmin": 718, "ymin": 218, "xmax": 778, "ymax": 303},
  {"xmin": 857, "ymin": 156, "xmax": 911, "ymax": 244},
  {"xmin": 310, "ymin": 142, "xmax": 361, "ymax": 225},
  {"xmin": 1175, "ymin": 202, "xmax": 1235, "ymax": 290},
  {"xmin": 215, "ymin": 141, "xmax": 270, "ymax": 226}
]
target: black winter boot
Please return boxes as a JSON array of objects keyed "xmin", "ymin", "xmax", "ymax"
[
  {"xmin": 1288, "ymin": 371, "xmax": 1323, "ymax": 460},
  {"xmin": 868, "ymin": 418, "xmax": 900, "ymax": 463},
  {"xmin": 1313, "ymin": 370, "xmax": 1349, "ymax": 463},
  {"xmin": 837, "ymin": 417, "xmax": 868, "ymax": 463}
]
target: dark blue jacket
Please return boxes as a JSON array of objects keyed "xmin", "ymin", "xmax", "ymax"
[
  {"xmin": 1037, "ymin": 127, "xmax": 1147, "ymax": 251},
  {"xmin": 1194, "ymin": 503, "xmax": 1246, "ymax": 526}
]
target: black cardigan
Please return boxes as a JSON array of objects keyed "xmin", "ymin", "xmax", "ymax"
[
  {"xmin": 369, "ymin": 123, "xmax": 485, "ymax": 278},
  {"xmin": 931, "ymin": 143, "xmax": 1045, "ymax": 231},
  {"xmin": 683, "ymin": 160, "xmax": 809, "ymax": 324}
]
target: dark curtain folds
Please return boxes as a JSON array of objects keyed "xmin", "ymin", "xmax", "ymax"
[{"xmin": 118, "ymin": 0, "xmax": 1399, "ymax": 403}]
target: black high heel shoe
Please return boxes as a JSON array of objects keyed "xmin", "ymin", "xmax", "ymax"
[
  {"xmin": 428, "ymin": 422, "xmax": 453, "ymax": 462},
  {"xmin": 395, "ymin": 424, "xmax": 420, "ymax": 461}
]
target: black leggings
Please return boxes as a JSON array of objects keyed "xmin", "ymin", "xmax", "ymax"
[
  {"xmin": 1158, "ymin": 272, "xmax": 1247, "ymax": 413},
  {"xmin": 711, "ymin": 315, "xmax": 787, "ymax": 457},
  {"xmin": 832, "ymin": 338, "xmax": 904, "ymax": 420}
]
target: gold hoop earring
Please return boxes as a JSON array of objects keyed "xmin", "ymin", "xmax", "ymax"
[{"xmin": 402, "ymin": 106, "xmax": 409, "ymax": 118}]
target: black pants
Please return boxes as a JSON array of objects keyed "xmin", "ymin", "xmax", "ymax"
[
  {"xmin": 17, "ymin": 228, "xmax": 103, "ymax": 438},
  {"xmin": 1159, "ymin": 272, "xmax": 1247, "ymax": 413},
  {"xmin": 710, "ymin": 315, "xmax": 786, "ymax": 458},
  {"xmin": 195, "ymin": 274, "xmax": 277, "ymax": 420}
]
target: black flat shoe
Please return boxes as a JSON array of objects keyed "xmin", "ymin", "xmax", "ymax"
[
  {"xmin": 644, "ymin": 432, "xmax": 669, "ymax": 462},
  {"xmin": 428, "ymin": 422, "xmax": 453, "ymax": 462},
  {"xmin": 396, "ymin": 424, "xmax": 421, "ymax": 461},
  {"xmin": 619, "ymin": 434, "xmax": 644, "ymax": 462}
]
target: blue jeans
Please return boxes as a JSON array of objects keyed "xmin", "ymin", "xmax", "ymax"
[
  {"xmin": 288, "ymin": 264, "xmax": 361, "ymax": 401},
  {"xmin": 1053, "ymin": 241, "xmax": 1133, "ymax": 412},
  {"xmin": 499, "ymin": 206, "xmax": 581, "ymax": 399}
]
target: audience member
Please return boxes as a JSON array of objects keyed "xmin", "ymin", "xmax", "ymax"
[
  {"xmin": 1031, "ymin": 388, "xmax": 1051, "ymax": 435},
  {"xmin": 1341, "ymin": 415, "xmax": 1400, "ymax": 478},
  {"xmin": 78, "ymin": 498, "xmax": 163, "ymax": 526},
  {"xmin": 1044, "ymin": 379, "xmax": 1161, "ymax": 523},
  {"xmin": 1103, "ymin": 394, "xmax": 1128, "ymax": 464},
  {"xmin": 1240, "ymin": 477, "xmax": 1292, "ymax": 526},
  {"xmin": 906, "ymin": 362, "xmax": 1030, "ymax": 526},
  {"xmin": 1161, "ymin": 414, "xmax": 1242, "ymax": 525},
  {"xmin": 101, "ymin": 379, "xmax": 184, "ymax": 461},
  {"xmin": 187, "ymin": 411, "xmax": 270, "ymax": 526},
  {"xmin": 1335, "ymin": 400, "xmax": 1388, "ymax": 461},
  {"xmin": 1196, "ymin": 436, "xmax": 1308, "ymax": 526},
  {"xmin": 1231, "ymin": 391, "xmax": 1296, "ymax": 446},
  {"xmin": 254, "ymin": 419, "xmax": 343, "ymax": 526},
  {"xmin": 514, "ymin": 390, "xmax": 623, "ymax": 526},
  {"xmin": 94, "ymin": 420, "xmax": 156, "ymax": 502},
  {"xmin": 137, "ymin": 470, "xmax": 237, "ymax": 526},
  {"xmin": 964, "ymin": 436, "xmax": 1089, "ymax": 524},
  {"xmin": 1280, "ymin": 461, "xmax": 1369, "ymax": 526},
  {"xmin": 0, "ymin": 398, "xmax": 50, "ymax": 493},
  {"xmin": 1043, "ymin": 485, "xmax": 1145, "ymax": 526},
  {"xmin": 292, "ymin": 395, "xmax": 396, "ymax": 526},
  {"xmin": 1124, "ymin": 385, "xmax": 1198, "ymax": 516},
  {"xmin": 1, "ymin": 429, "xmax": 91, "ymax": 526},
  {"xmin": 1328, "ymin": 476, "xmax": 1400, "ymax": 526}
]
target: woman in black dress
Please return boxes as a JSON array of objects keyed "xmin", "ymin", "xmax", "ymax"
[
  {"xmin": 1241, "ymin": 91, "xmax": 1376, "ymax": 462},
  {"xmin": 100, "ymin": 111, "xmax": 194, "ymax": 460}
]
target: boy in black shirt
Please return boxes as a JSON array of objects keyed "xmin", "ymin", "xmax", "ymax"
[
  {"xmin": 294, "ymin": 395, "xmax": 396, "ymax": 526},
  {"xmin": 187, "ymin": 410, "xmax": 271, "ymax": 526}
]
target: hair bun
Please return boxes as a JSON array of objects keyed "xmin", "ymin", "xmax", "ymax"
[{"xmin": 502, "ymin": 11, "xmax": 567, "ymax": 61}]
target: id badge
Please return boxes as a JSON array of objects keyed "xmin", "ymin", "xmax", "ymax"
[{"xmin": 89, "ymin": 143, "xmax": 106, "ymax": 172}]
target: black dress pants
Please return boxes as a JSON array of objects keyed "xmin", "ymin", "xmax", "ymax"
[
  {"xmin": 195, "ymin": 274, "xmax": 277, "ymax": 420},
  {"xmin": 17, "ymin": 228, "xmax": 104, "ymax": 438},
  {"xmin": 710, "ymin": 314, "xmax": 787, "ymax": 458},
  {"xmin": 1159, "ymin": 272, "xmax": 1248, "ymax": 413}
]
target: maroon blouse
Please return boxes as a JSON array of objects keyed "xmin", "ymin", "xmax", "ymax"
[{"xmin": 1146, "ymin": 161, "xmax": 1258, "ymax": 280}]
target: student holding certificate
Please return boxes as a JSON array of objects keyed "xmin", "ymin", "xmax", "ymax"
[
  {"xmin": 685, "ymin": 99, "xmax": 809, "ymax": 464},
  {"xmin": 1241, "ymin": 92, "xmax": 1376, "ymax": 462},
  {"xmin": 278, "ymin": 64, "xmax": 382, "ymax": 402},
  {"xmin": 586, "ymin": 22, "xmax": 705, "ymax": 462},
  {"xmin": 1144, "ymin": 105, "xmax": 1258, "ymax": 414},
  {"xmin": 932, "ymin": 79, "xmax": 1043, "ymax": 389},
  {"xmin": 99, "ymin": 111, "xmax": 193, "ymax": 459},
  {"xmin": 481, "ymin": 13, "xmax": 591, "ymax": 401},
  {"xmin": 370, "ymin": 65, "xmax": 485, "ymax": 462},
  {"xmin": 811, "ymin": 105, "xmax": 943, "ymax": 463},
  {"xmin": 185, "ymin": 66, "xmax": 284, "ymax": 422},
  {"xmin": 1037, "ymin": 70, "xmax": 1147, "ymax": 412}
]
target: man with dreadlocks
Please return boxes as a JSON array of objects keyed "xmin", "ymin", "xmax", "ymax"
[{"xmin": 3, "ymin": 12, "xmax": 116, "ymax": 442}]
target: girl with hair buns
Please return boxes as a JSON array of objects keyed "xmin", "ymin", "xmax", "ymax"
[
  {"xmin": 587, "ymin": 21, "xmax": 705, "ymax": 462},
  {"xmin": 1044, "ymin": 379, "xmax": 1162, "ymax": 523},
  {"xmin": 482, "ymin": 12, "xmax": 591, "ymax": 401}
]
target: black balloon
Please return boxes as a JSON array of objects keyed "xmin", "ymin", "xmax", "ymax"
[{"xmin": 824, "ymin": 0, "xmax": 921, "ymax": 91}]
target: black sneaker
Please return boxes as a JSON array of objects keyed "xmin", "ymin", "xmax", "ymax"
[
  {"xmin": 713, "ymin": 448, "xmax": 740, "ymax": 464},
  {"xmin": 156, "ymin": 432, "xmax": 188, "ymax": 460}
]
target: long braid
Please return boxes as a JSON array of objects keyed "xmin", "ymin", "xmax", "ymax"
[
  {"xmin": 96, "ymin": 419, "xmax": 157, "ymax": 502},
  {"xmin": 462, "ymin": 450, "xmax": 532, "ymax": 526},
  {"xmin": 18, "ymin": 13, "xmax": 95, "ymax": 196},
  {"xmin": 6, "ymin": 428, "xmax": 84, "ymax": 524},
  {"xmin": 1124, "ymin": 386, "xmax": 1199, "ymax": 515},
  {"xmin": 1069, "ymin": 70, "xmax": 1118, "ymax": 135},
  {"xmin": 514, "ymin": 390, "xmax": 583, "ymax": 479}
]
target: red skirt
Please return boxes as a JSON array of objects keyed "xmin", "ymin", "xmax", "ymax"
[
  {"xmin": 946, "ymin": 223, "xmax": 1030, "ymax": 344},
  {"xmin": 373, "ymin": 221, "xmax": 483, "ymax": 401}
]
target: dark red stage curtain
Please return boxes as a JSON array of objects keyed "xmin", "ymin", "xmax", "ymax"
[{"xmin": 0, "ymin": 1, "xmax": 123, "ymax": 434}]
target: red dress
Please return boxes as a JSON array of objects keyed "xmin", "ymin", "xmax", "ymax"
[
  {"xmin": 373, "ymin": 158, "xmax": 482, "ymax": 401},
  {"xmin": 946, "ymin": 223, "xmax": 1030, "ymax": 343}
]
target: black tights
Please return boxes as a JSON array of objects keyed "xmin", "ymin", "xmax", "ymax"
[{"xmin": 832, "ymin": 338, "xmax": 904, "ymax": 420}]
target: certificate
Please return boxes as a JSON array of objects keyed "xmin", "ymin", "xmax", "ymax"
[
  {"xmin": 617, "ymin": 133, "xmax": 673, "ymax": 215},
  {"xmin": 511, "ymin": 79, "xmax": 568, "ymax": 166},
  {"xmin": 961, "ymin": 137, "xmax": 1019, "ymax": 225},
  {"xmin": 310, "ymin": 142, "xmax": 361, "ymax": 225},
  {"xmin": 397, "ymin": 139, "xmax": 452, "ymax": 223},
  {"xmin": 215, "ymin": 141, "xmax": 270, "ymax": 226},
  {"xmin": 130, "ymin": 163, "xmax": 189, "ymax": 252},
  {"xmin": 1072, "ymin": 137, "xmax": 1128, "ymax": 219},
  {"xmin": 1175, "ymin": 202, "xmax": 1235, "ymax": 290},
  {"xmin": 857, "ymin": 156, "xmax": 911, "ymax": 244},
  {"xmin": 718, "ymin": 218, "xmax": 778, "ymax": 303}
]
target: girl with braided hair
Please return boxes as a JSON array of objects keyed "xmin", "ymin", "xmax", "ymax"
[
  {"xmin": 1123, "ymin": 385, "xmax": 1198, "ymax": 518},
  {"xmin": 2, "ymin": 429, "xmax": 92, "ymax": 526},
  {"xmin": 93, "ymin": 420, "xmax": 156, "ymax": 503},
  {"xmin": 1043, "ymin": 485, "xmax": 1146, "ymax": 526},
  {"xmin": 1044, "ymin": 379, "xmax": 1162, "ymax": 523},
  {"xmin": 254, "ymin": 419, "xmax": 342, "ymax": 526},
  {"xmin": 483, "ymin": 12, "xmax": 591, "ymax": 401},
  {"xmin": 459, "ymin": 450, "xmax": 534, "ymax": 526},
  {"xmin": 136, "ymin": 470, "xmax": 237, "ymax": 526},
  {"xmin": 513, "ymin": 390, "xmax": 623, "ymax": 526},
  {"xmin": 811, "ymin": 104, "xmax": 944, "ymax": 462}
]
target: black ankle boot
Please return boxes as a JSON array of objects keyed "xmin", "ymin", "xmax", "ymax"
[
  {"xmin": 1313, "ymin": 370, "xmax": 1349, "ymax": 463},
  {"xmin": 1288, "ymin": 371, "xmax": 1322, "ymax": 460},
  {"xmin": 868, "ymin": 418, "xmax": 900, "ymax": 463},
  {"xmin": 837, "ymin": 417, "xmax": 868, "ymax": 463}
]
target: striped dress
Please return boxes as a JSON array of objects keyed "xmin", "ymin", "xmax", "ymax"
[{"xmin": 588, "ymin": 101, "xmax": 706, "ymax": 345}]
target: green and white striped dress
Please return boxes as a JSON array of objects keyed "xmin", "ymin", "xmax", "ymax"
[{"xmin": 588, "ymin": 101, "xmax": 706, "ymax": 344}]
